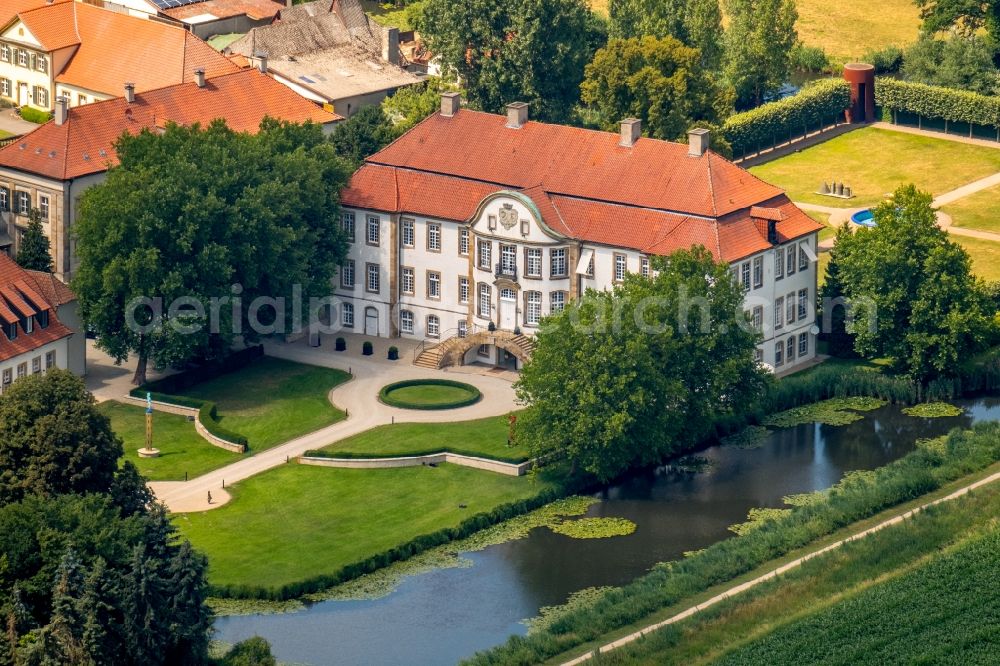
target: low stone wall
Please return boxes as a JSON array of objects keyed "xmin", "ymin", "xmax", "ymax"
[
  {"xmin": 298, "ymin": 452, "xmax": 533, "ymax": 476},
  {"xmin": 121, "ymin": 395, "xmax": 247, "ymax": 454}
]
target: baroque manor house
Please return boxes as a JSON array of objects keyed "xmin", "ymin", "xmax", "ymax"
[{"xmin": 339, "ymin": 94, "xmax": 822, "ymax": 372}]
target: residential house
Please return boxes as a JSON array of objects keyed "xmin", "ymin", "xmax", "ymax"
[
  {"xmin": 0, "ymin": 1, "xmax": 240, "ymax": 110},
  {"xmin": 0, "ymin": 252, "xmax": 84, "ymax": 390},
  {"xmin": 0, "ymin": 67, "xmax": 339, "ymax": 280},
  {"xmin": 338, "ymin": 94, "xmax": 823, "ymax": 373},
  {"xmin": 228, "ymin": 0, "xmax": 422, "ymax": 117}
]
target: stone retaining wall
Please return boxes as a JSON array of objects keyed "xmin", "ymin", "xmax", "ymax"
[
  {"xmin": 298, "ymin": 452, "xmax": 533, "ymax": 476},
  {"xmin": 122, "ymin": 395, "xmax": 247, "ymax": 454}
]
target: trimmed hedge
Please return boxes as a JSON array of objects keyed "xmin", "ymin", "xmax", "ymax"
[
  {"xmin": 18, "ymin": 107, "xmax": 52, "ymax": 124},
  {"xmin": 721, "ymin": 79, "xmax": 850, "ymax": 156},
  {"xmin": 378, "ymin": 378, "xmax": 482, "ymax": 410},
  {"xmin": 209, "ymin": 482, "xmax": 582, "ymax": 600},
  {"xmin": 465, "ymin": 421, "xmax": 1000, "ymax": 665},
  {"xmin": 875, "ymin": 77, "xmax": 1000, "ymax": 129},
  {"xmin": 303, "ymin": 447, "xmax": 529, "ymax": 465}
]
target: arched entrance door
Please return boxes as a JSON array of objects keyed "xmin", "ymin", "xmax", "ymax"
[
  {"xmin": 364, "ymin": 306, "xmax": 379, "ymax": 336},
  {"xmin": 498, "ymin": 287, "xmax": 517, "ymax": 331}
]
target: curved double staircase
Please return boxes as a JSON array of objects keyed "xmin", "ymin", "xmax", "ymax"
[{"xmin": 413, "ymin": 330, "xmax": 536, "ymax": 369}]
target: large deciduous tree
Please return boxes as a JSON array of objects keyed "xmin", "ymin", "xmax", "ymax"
[
  {"xmin": 722, "ymin": 0, "xmax": 798, "ymax": 109},
  {"xmin": 421, "ymin": 0, "xmax": 595, "ymax": 122},
  {"xmin": 916, "ymin": 0, "xmax": 1000, "ymax": 43},
  {"xmin": 902, "ymin": 34, "xmax": 1000, "ymax": 96},
  {"xmin": 73, "ymin": 120, "xmax": 351, "ymax": 385},
  {"xmin": 581, "ymin": 36, "xmax": 732, "ymax": 141},
  {"xmin": 15, "ymin": 208, "xmax": 53, "ymax": 273},
  {"xmin": 515, "ymin": 247, "xmax": 766, "ymax": 482},
  {"xmin": 608, "ymin": 0, "xmax": 724, "ymax": 69},
  {"xmin": 836, "ymin": 185, "xmax": 992, "ymax": 380}
]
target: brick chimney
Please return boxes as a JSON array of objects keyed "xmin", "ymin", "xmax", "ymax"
[
  {"xmin": 382, "ymin": 27, "xmax": 399, "ymax": 66},
  {"xmin": 688, "ymin": 127, "xmax": 710, "ymax": 157},
  {"xmin": 194, "ymin": 68, "xmax": 206, "ymax": 88},
  {"xmin": 506, "ymin": 102, "xmax": 528, "ymax": 129},
  {"xmin": 124, "ymin": 82, "xmax": 135, "ymax": 103},
  {"xmin": 54, "ymin": 96, "xmax": 68, "ymax": 125},
  {"xmin": 440, "ymin": 91, "xmax": 461, "ymax": 117},
  {"xmin": 619, "ymin": 118, "xmax": 641, "ymax": 147}
]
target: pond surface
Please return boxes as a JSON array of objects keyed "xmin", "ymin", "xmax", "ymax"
[{"xmin": 215, "ymin": 396, "xmax": 1000, "ymax": 665}]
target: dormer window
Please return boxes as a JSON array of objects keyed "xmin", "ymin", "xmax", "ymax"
[
  {"xmin": 38, "ymin": 310, "xmax": 49, "ymax": 328},
  {"xmin": 23, "ymin": 316, "xmax": 32, "ymax": 334},
  {"xmin": 3, "ymin": 321, "xmax": 16, "ymax": 342}
]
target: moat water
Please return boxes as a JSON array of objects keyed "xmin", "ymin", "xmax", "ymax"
[{"xmin": 215, "ymin": 396, "xmax": 1000, "ymax": 665}]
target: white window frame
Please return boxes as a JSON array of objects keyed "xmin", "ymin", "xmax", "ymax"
[
  {"xmin": 786, "ymin": 336, "xmax": 796, "ymax": 362},
  {"xmin": 340, "ymin": 260, "xmax": 355, "ymax": 289},
  {"xmin": 459, "ymin": 228, "xmax": 470, "ymax": 256},
  {"xmin": 16, "ymin": 191, "xmax": 30, "ymax": 215},
  {"xmin": 0, "ymin": 45, "xmax": 9, "ymax": 63},
  {"xmin": 526, "ymin": 248, "xmax": 542, "ymax": 278},
  {"xmin": 341, "ymin": 211, "xmax": 355, "ymax": 242},
  {"xmin": 751, "ymin": 305, "xmax": 763, "ymax": 332},
  {"xmin": 774, "ymin": 296, "xmax": 784, "ymax": 330},
  {"xmin": 400, "ymin": 310, "xmax": 414, "ymax": 334},
  {"xmin": 427, "ymin": 223, "xmax": 441, "ymax": 252},
  {"xmin": 550, "ymin": 248, "xmax": 567, "ymax": 278},
  {"xmin": 786, "ymin": 292, "xmax": 796, "ymax": 323},
  {"xmin": 798, "ymin": 288, "xmax": 808, "ymax": 320},
  {"xmin": 400, "ymin": 267, "xmax": 414, "ymax": 295},
  {"xmin": 426, "ymin": 314, "xmax": 440, "ymax": 338},
  {"xmin": 786, "ymin": 246, "xmax": 797, "ymax": 276},
  {"xmin": 752, "ymin": 256, "xmax": 763, "ymax": 289},
  {"xmin": 45, "ymin": 350, "xmax": 55, "ymax": 369},
  {"xmin": 0, "ymin": 79, "xmax": 9, "ymax": 98},
  {"xmin": 342, "ymin": 302, "xmax": 354, "ymax": 327},
  {"xmin": 799, "ymin": 242, "xmax": 809, "ymax": 271},
  {"xmin": 550, "ymin": 291, "xmax": 566, "ymax": 314},
  {"xmin": 775, "ymin": 247, "xmax": 784, "ymax": 280},
  {"xmin": 458, "ymin": 276, "xmax": 469, "ymax": 304},
  {"xmin": 38, "ymin": 194, "xmax": 49, "ymax": 221},
  {"xmin": 740, "ymin": 261, "xmax": 751, "ymax": 291},
  {"xmin": 401, "ymin": 218, "xmax": 414, "ymax": 248},
  {"xmin": 478, "ymin": 283, "xmax": 491, "ymax": 318},
  {"xmin": 774, "ymin": 341, "xmax": 784, "ymax": 367},
  {"xmin": 478, "ymin": 239, "xmax": 491, "ymax": 270},
  {"xmin": 427, "ymin": 270, "xmax": 441, "ymax": 299},
  {"xmin": 366, "ymin": 215, "xmax": 380, "ymax": 246},
  {"xmin": 798, "ymin": 332, "xmax": 809, "ymax": 357},
  {"xmin": 366, "ymin": 263, "xmax": 380, "ymax": 293},
  {"xmin": 525, "ymin": 291, "xmax": 542, "ymax": 325},
  {"xmin": 17, "ymin": 50, "xmax": 28, "ymax": 68},
  {"xmin": 640, "ymin": 256, "xmax": 650, "ymax": 277},
  {"xmin": 614, "ymin": 253, "xmax": 627, "ymax": 282}
]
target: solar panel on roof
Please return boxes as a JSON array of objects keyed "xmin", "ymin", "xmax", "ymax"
[{"xmin": 149, "ymin": 0, "xmax": 210, "ymax": 10}]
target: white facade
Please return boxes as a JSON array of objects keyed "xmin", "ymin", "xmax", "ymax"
[
  {"xmin": 0, "ymin": 336, "xmax": 70, "ymax": 394},
  {"xmin": 336, "ymin": 189, "xmax": 819, "ymax": 373}
]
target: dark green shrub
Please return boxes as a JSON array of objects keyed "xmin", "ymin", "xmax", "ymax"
[
  {"xmin": 875, "ymin": 77, "xmax": 1000, "ymax": 129},
  {"xmin": 863, "ymin": 45, "xmax": 904, "ymax": 73},
  {"xmin": 362, "ymin": 341, "xmax": 373, "ymax": 356},
  {"xmin": 335, "ymin": 337, "xmax": 347, "ymax": 351},
  {"xmin": 791, "ymin": 43, "xmax": 829, "ymax": 72},
  {"xmin": 387, "ymin": 346, "xmax": 399, "ymax": 360},
  {"xmin": 18, "ymin": 106, "xmax": 52, "ymax": 124}
]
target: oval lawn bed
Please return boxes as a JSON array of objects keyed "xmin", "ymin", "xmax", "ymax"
[{"xmin": 379, "ymin": 379, "xmax": 482, "ymax": 410}]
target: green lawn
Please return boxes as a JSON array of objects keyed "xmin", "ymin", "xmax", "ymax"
[
  {"xmin": 102, "ymin": 401, "xmax": 240, "ymax": 481},
  {"xmin": 750, "ymin": 127, "xmax": 1000, "ymax": 207},
  {"xmin": 945, "ymin": 183, "xmax": 1000, "ymax": 234},
  {"xmin": 954, "ymin": 236, "xmax": 1000, "ymax": 282},
  {"xmin": 175, "ymin": 463, "xmax": 554, "ymax": 591},
  {"xmin": 806, "ymin": 211, "xmax": 835, "ymax": 242},
  {"xmin": 382, "ymin": 382, "xmax": 479, "ymax": 408},
  {"xmin": 175, "ymin": 357, "xmax": 350, "ymax": 451},
  {"xmin": 585, "ymin": 484, "xmax": 1000, "ymax": 665},
  {"xmin": 315, "ymin": 414, "xmax": 530, "ymax": 462}
]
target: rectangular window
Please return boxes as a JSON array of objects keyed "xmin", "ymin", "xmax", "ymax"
[
  {"xmin": 614, "ymin": 253, "xmax": 627, "ymax": 282},
  {"xmin": 400, "ymin": 267, "xmax": 414, "ymax": 295},
  {"xmin": 0, "ymin": 187, "xmax": 8, "ymax": 211},
  {"xmin": 478, "ymin": 283, "xmax": 491, "ymax": 318},
  {"xmin": 341, "ymin": 211, "xmax": 355, "ymax": 242},
  {"xmin": 754, "ymin": 348, "xmax": 763, "ymax": 363},
  {"xmin": 740, "ymin": 261, "xmax": 751, "ymax": 291},
  {"xmin": 775, "ymin": 247, "xmax": 784, "ymax": 280},
  {"xmin": 459, "ymin": 228, "xmax": 470, "ymax": 256},
  {"xmin": 525, "ymin": 291, "xmax": 542, "ymax": 325},
  {"xmin": 457, "ymin": 320, "xmax": 468, "ymax": 337},
  {"xmin": 551, "ymin": 291, "xmax": 566, "ymax": 314},
  {"xmin": 32, "ymin": 356, "xmax": 41, "ymax": 374},
  {"xmin": 787, "ymin": 336, "xmax": 796, "ymax": 362},
  {"xmin": 33, "ymin": 86, "xmax": 47, "ymax": 108},
  {"xmin": 1, "ymin": 368, "xmax": 11, "ymax": 392},
  {"xmin": 478, "ymin": 344, "xmax": 491, "ymax": 357},
  {"xmin": 774, "ymin": 297, "xmax": 784, "ymax": 329},
  {"xmin": 458, "ymin": 276, "xmax": 469, "ymax": 304},
  {"xmin": 774, "ymin": 341, "xmax": 784, "ymax": 367},
  {"xmin": 0, "ymin": 45, "xmax": 9, "ymax": 63},
  {"xmin": 799, "ymin": 242, "xmax": 809, "ymax": 271},
  {"xmin": 798, "ymin": 332, "xmax": 809, "ymax": 357},
  {"xmin": 786, "ymin": 246, "xmax": 796, "ymax": 276},
  {"xmin": 0, "ymin": 79, "xmax": 9, "ymax": 98},
  {"xmin": 751, "ymin": 305, "xmax": 763, "ymax": 332},
  {"xmin": 24, "ymin": 317, "xmax": 32, "ymax": 334},
  {"xmin": 400, "ymin": 310, "xmax": 413, "ymax": 334},
  {"xmin": 17, "ymin": 362, "xmax": 27, "ymax": 379},
  {"xmin": 525, "ymin": 248, "xmax": 542, "ymax": 278},
  {"xmin": 427, "ymin": 271, "xmax": 441, "ymax": 299},
  {"xmin": 641, "ymin": 256, "xmax": 650, "ymax": 277},
  {"xmin": 586, "ymin": 255, "xmax": 595, "ymax": 277},
  {"xmin": 16, "ymin": 191, "xmax": 30, "ymax": 215},
  {"xmin": 38, "ymin": 194, "xmax": 49, "ymax": 221},
  {"xmin": 36, "ymin": 55, "xmax": 46, "ymax": 74},
  {"xmin": 401, "ymin": 218, "xmax": 414, "ymax": 247},
  {"xmin": 478, "ymin": 239, "xmax": 491, "ymax": 270},
  {"xmin": 340, "ymin": 260, "xmax": 355, "ymax": 289},
  {"xmin": 551, "ymin": 248, "xmax": 567, "ymax": 278},
  {"xmin": 77, "ymin": 94, "xmax": 86, "ymax": 105},
  {"xmin": 426, "ymin": 223, "xmax": 441, "ymax": 252},
  {"xmin": 17, "ymin": 50, "xmax": 27, "ymax": 68},
  {"xmin": 342, "ymin": 302, "xmax": 354, "ymax": 327},
  {"xmin": 786, "ymin": 292, "xmax": 795, "ymax": 323},
  {"xmin": 499, "ymin": 244, "xmax": 516, "ymax": 276},
  {"xmin": 426, "ymin": 315, "xmax": 440, "ymax": 337},
  {"xmin": 366, "ymin": 215, "xmax": 380, "ymax": 245},
  {"xmin": 366, "ymin": 263, "xmax": 379, "ymax": 293},
  {"xmin": 753, "ymin": 256, "xmax": 763, "ymax": 288},
  {"xmin": 45, "ymin": 350, "xmax": 55, "ymax": 369},
  {"xmin": 798, "ymin": 288, "xmax": 808, "ymax": 320}
]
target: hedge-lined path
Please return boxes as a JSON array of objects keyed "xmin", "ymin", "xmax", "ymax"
[
  {"xmin": 145, "ymin": 338, "xmax": 518, "ymax": 513},
  {"xmin": 559, "ymin": 466, "xmax": 1000, "ymax": 666},
  {"xmin": 871, "ymin": 121, "xmax": 1000, "ymax": 151}
]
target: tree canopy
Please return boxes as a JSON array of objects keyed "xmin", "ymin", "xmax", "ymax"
[
  {"xmin": 581, "ymin": 36, "xmax": 732, "ymax": 141},
  {"xmin": 73, "ymin": 119, "xmax": 351, "ymax": 384},
  {"xmin": 329, "ymin": 104, "xmax": 399, "ymax": 165},
  {"xmin": 515, "ymin": 247, "xmax": 766, "ymax": 482},
  {"xmin": 15, "ymin": 208, "xmax": 53, "ymax": 273},
  {"xmin": 722, "ymin": 0, "xmax": 798, "ymax": 109},
  {"xmin": 835, "ymin": 185, "xmax": 992, "ymax": 380},
  {"xmin": 902, "ymin": 34, "xmax": 1000, "ymax": 96},
  {"xmin": 608, "ymin": 0, "xmax": 724, "ymax": 69},
  {"xmin": 421, "ymin": 0, "xmax": 596, "ymax": 122},
  {"xmin": 916, "ymin": 0, "xmax": 1000, "ymax": 43}
]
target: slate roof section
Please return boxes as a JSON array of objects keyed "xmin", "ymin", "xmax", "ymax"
[{"xmin": 343, "ymin": 108, "xmax": 822, "ymax": 262}]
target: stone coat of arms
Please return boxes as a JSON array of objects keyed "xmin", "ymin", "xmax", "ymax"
[{"xmin": 498, "ymin": 205, "xmax": 519, "ymax": 230}]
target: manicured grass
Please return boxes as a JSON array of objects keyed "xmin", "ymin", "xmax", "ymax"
[
  {"xmin": 749, "ymin": 127, "xmax": 1000, "ymax": 207},
  {"xmin": 315, "ymin": 414, "xmax": 530, "ymax": 461},
  {"xmin": 793, "ymin": 0, "xmax": 919, "ymax": 63},
  {"xmin": 585, "ymin": 483, "xmax": 1000, "ymax": 665},
  {"xmin": 379, "ymin": 379, "xmax": 481, "ymax": 409},
  {"xmin": 175, "ymin": 463, "xmax": 553, "ymax": 590},
  {"xmin": 102, "ymin": 401, "xmax": 241, "ymax": 481},
  {"xmin": 174, "ymin": 357, "xmax": 350, "ymax": 451},
  {"xmin": 945, "ymin": 183, "xmax": 1000, "ymax": 234},
  {"xmin": 954, "ymin": 236, "xmax": 1000, "ymax": 282},
  {"xmin": 805, "ymin": 211, "xmax": 835, "ymax": 242}
]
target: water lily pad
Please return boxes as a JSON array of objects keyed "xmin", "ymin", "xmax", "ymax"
[
  {"xmin": 549, "ymin": 517, "xmax": 637, "ymax": 539},
  {"xmin": 902, "ymin": 402, "xmax": 963, "ymax": 418},
  {"xmin": 763, "ymin": 397, "xmax": 887, "ymax": 428}
]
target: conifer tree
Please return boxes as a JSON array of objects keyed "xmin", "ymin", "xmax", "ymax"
[{"xmin": 15, "ymin": 208, "xmax": 53, "ymax": 272}]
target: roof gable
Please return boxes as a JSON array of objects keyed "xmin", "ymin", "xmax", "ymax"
[{"xmin": 0, "ymin": 254, "xmax": 74, "ymax": 363}]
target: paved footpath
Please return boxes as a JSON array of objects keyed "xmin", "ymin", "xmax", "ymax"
[
  {"xmin": 560, "ymin": 468, "xmax": 1000, "ymax": 665},
  {"xmin": 147, "ymin": 339, "xmax": 519, "ymax": 513}
]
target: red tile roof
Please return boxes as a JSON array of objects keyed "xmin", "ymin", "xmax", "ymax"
[
  {"xmin": 0, "ymin": 69, "xmax": 340, "ymax": 181},
  {"xmin": 1, "ymin": 0, "xmax": 63, "ymax": 36},
  {"xmin": 342, "ymin": 109, "xmax": 822, "ymax": 262},
  {"xmin": 160, "ymin": 0, "xmax": 284, "ymax": 22},
  {"xmin": 0, "ymin": 254, "xmax": 73, "ymax": 363},
  {"xmin": 8, "ymin": 0, "xmax": 79, "ymax": 51}
]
